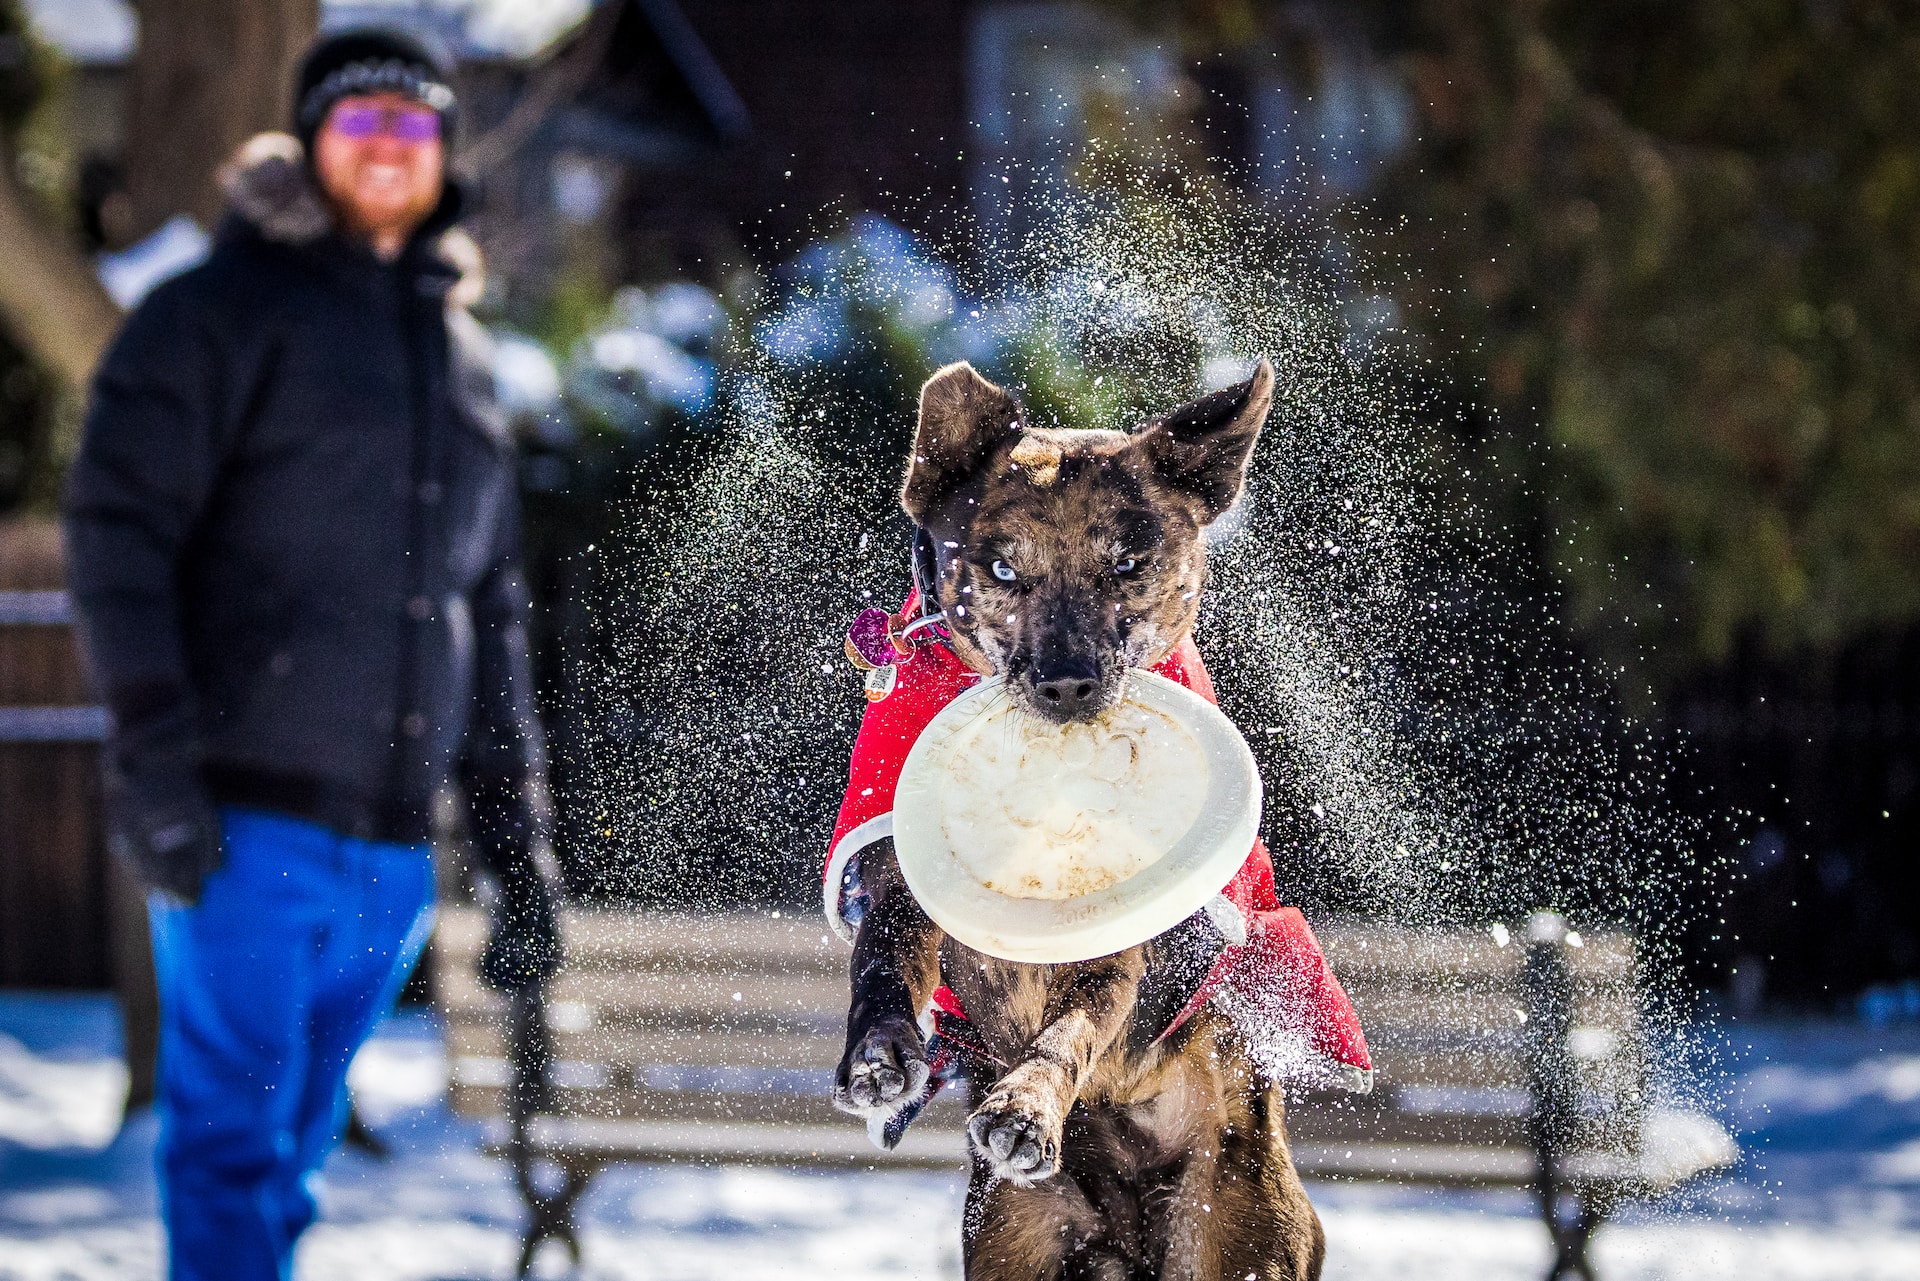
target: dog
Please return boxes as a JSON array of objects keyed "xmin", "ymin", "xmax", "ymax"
[{"xmin": 832, "ymin": 358, "xmax": 1328, "ymax": 1281}]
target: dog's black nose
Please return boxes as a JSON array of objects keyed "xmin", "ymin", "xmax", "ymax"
[{"xmin": 1032, "ymin": 673, "xmax": 1103, "ymax": 720}]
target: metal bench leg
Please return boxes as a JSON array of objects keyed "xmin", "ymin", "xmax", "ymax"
[
  {"xmin": 512, "ymin": 1157, "xmax": 597, "ymax": 1277},
  {"xmin": 1524, "ymin": 914, "xmax": 1612, "ymax": 1281},
  {"xmin": 505, "ymin": 980, "xmax": 583, "ymax": 1275},
  {"xmin": 1541, "ymin": 1186, "xmax": 1610, "ymax": 1281}
]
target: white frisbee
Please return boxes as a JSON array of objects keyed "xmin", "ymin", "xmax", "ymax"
[{"xmin": 892, "ymin": 669, "xmax": 1261, "ymax": 963}]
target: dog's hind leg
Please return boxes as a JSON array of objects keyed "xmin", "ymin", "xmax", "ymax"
[
  {"xmin": 967, "ymin": 952, "xmax": 1144, "ymax": 1184},
  {"xmin": 835, "ymin": 841, "xmax": 946, "ymax": 1127},
  {"xmin": 1156, "ymin": 1083, "xmax": 1324, "ymax": 1281},
  {"xmin": 963, "ymin": 1165, "xmax": 1115, "ymax": 1281}
]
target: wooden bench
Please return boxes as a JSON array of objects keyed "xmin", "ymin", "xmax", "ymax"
[
  {"xmin": 1288, "ymin": 912, "xmax": 1737, "ymax": 1280},
  {"xmin": 434, "ymin": 907, "xmax": 971, "ymax": 1273},
  {"xmin": 435, "ymin": 906, "xmax": 1733, "ymax": 1279},
  {"xmin": 0, "ymin": 521, "xmax": 159, "ymax": 1110}
]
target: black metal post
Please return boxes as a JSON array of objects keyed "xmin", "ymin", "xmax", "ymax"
[
  {"xmin": 506, "ymin": 978, "xmax": 592, "ymax": 1276},
  {"xmin": 1523, "ymin": 911, "xmax": 1602, "ymax": 1281}
]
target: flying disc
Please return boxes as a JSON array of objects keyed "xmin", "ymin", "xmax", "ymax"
[{"xmin": 892, "ymin": 670, "xmax": 1262, "ymax": 963}]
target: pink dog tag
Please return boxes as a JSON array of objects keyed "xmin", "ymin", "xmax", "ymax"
[{"xmin": 845, "ymin": 607, "xmax": 896, "ymax": 671}]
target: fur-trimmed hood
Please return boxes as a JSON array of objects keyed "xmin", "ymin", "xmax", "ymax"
[
  {"xmin": 216, "ymin": 132, "xmax": 478, "ymax": 304},
  {"xmin": 218, "ymin": 133, "xmax": 334, "ymax": 244}
]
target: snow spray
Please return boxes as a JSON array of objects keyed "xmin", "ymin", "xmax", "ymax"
[{"xmin": 568, "ymin": 148, "xmax": 1729, "ymax": 1118}]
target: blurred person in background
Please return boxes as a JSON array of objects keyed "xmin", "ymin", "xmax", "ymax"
[{"xmin": 62, "ymin": 29, "xmax": 560, "ymax": 1281}]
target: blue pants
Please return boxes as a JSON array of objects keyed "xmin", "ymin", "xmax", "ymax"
[{"xmin": 147, "ymin": 807, "xmax": 435, "ymax": 1281}]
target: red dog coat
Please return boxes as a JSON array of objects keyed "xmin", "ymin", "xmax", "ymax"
[{"xmin": 825, "ymin": 595, "xmax": 1373, "ymax": 1094}]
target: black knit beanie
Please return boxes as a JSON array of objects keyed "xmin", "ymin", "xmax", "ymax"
[{"xmin": 292, "ymin": 27, "xmax": 458, "ymax": 156}]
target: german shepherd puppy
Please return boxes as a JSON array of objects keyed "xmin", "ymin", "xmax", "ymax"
[{"xmin": 834, "ymin": 359, "xmax": 1325, "ymax": 1280}]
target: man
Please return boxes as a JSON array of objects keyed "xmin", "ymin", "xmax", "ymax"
[{"xmin": 64, "ymin": 29, "xmax": 559, "ymax": 1280}]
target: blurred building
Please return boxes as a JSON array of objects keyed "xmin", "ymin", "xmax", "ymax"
[
  {"xmin": 26, "ymin": 0, "xmax": 1412, "ymax": 298},
  {"xmin": 24, "ymin": 0, "xmax": 976, "ymax": 307}
]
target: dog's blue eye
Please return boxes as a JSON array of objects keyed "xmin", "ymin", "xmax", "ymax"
[
  {"xmin": 991, "ymin": 560, "xmax": 1018, "ymax": 582},
  {"xmin": 1115, "ymin": 557, "xmax": 1138, "ymax": 575}
]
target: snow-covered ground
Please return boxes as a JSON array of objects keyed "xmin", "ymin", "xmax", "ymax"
[{"xmin": 3, "ymin": 994, "xmax": 1919, "ymax": 1280}]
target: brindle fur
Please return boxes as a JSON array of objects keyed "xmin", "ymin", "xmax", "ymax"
[{"xmin": 835, "ymin": 361, "xmax": 1325, "ymax": 1280}]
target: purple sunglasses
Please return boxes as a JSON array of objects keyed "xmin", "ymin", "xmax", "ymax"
[{"xmin": 327, "ymin": 102, "xmax": 441, "ymax": 143}]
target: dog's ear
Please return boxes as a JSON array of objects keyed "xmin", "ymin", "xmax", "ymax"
[
  {"xmin": 1133, "ymin": 359, "xmax": 1273, "ymax": 523},
  {"xmin": 902, "ymin": 362, "xmax": 1023, "ymax": 524}
]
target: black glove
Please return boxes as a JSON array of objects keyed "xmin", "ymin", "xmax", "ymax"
[
  {"xmin": 470, "ymin": 774, "xmax": 564, "ymax": 992},
  {"xmin": 102, "ymin": 705, "xmax": 223, "ymax": 906},
  {"xmin": 480, "ymin": 848, "xmax": 563, "ymax": 992}
]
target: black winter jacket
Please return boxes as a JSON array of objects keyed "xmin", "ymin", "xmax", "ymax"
[{"xmin": 65, "ymin": 138, "xmax": 543, "ymax": 849}]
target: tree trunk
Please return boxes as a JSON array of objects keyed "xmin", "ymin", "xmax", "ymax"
[
  {"xmin": 0, "ymin": 156, "xmax": 120, "ymax": 390},
  {"xmin": 0, "ymin": 0, "xmax": 319, "ymax": 393},
  {"xmin": 122, "ymin": 0, "xmax": 319, "ymax": 239}
]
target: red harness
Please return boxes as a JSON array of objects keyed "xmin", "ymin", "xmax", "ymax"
[{"xmin": 824, "ymin": 595, "xmax": 1374, "ymax": 1092}]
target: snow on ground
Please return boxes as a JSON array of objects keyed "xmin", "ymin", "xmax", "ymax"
[{"xmin": 3, "ymin": 995, "xmax": 1919, "ymax": 1281}]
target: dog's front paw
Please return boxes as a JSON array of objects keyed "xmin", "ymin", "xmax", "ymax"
[
  {"xmin": 967, "ymin": 1091, "xmax": 1063, "ymax": 1184},
  {"xmin": 834, "ymin": 1016, "xmax": 931, "ymax": 1117}
]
